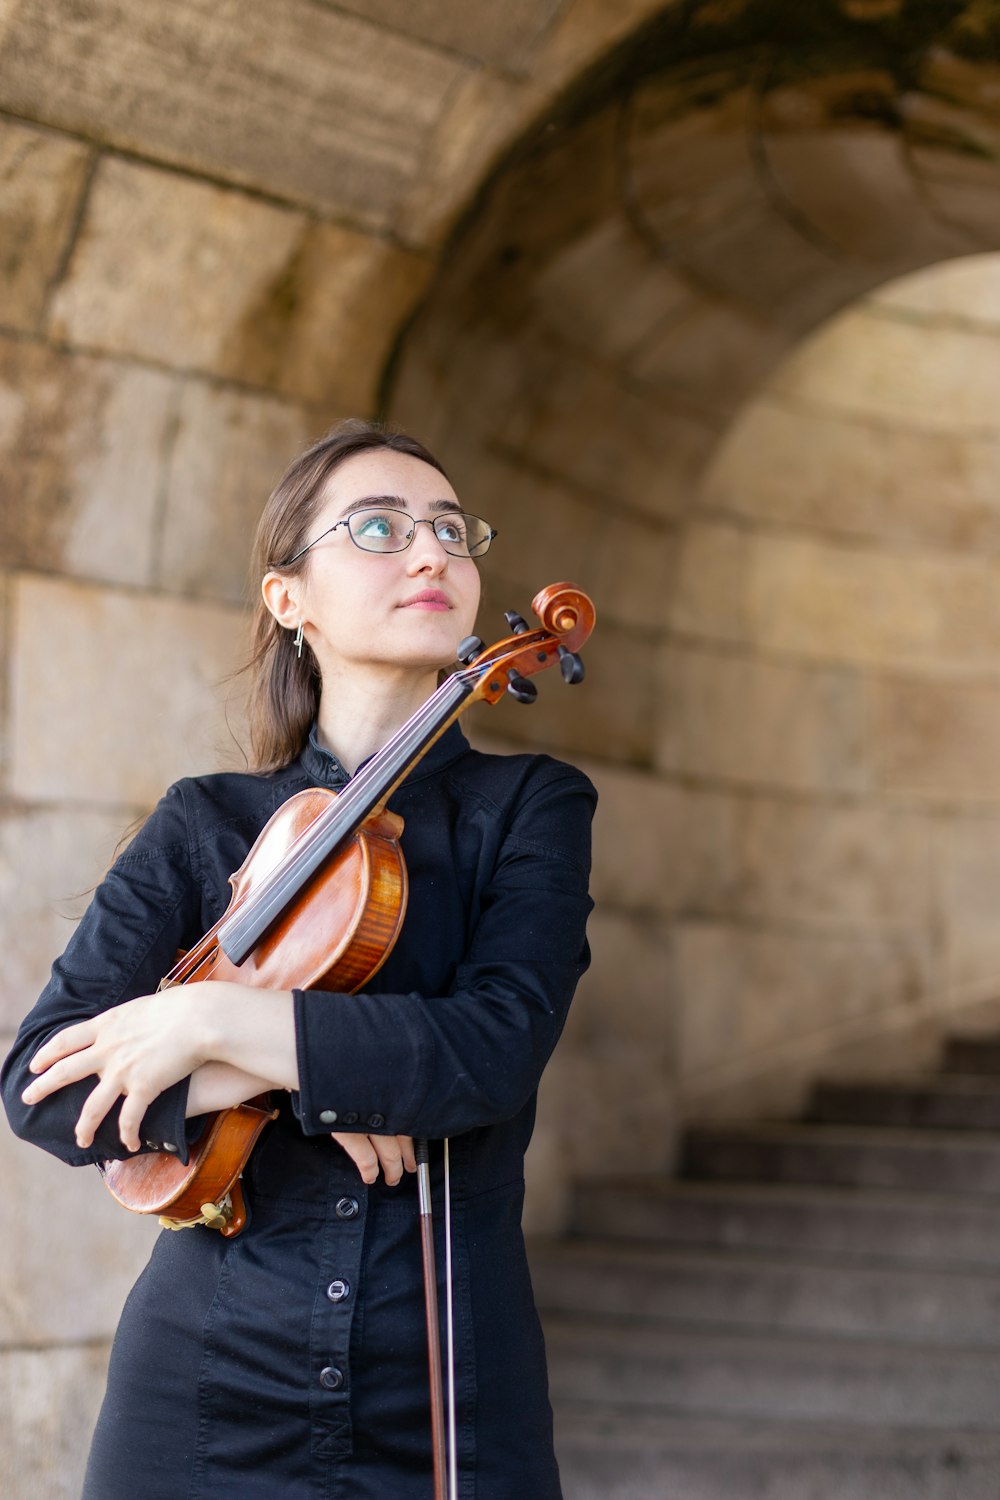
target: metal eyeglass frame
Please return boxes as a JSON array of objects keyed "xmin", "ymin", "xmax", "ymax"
[{"xmin": 274, "ymin": 508, "xmax": 498, "ymax": 568}]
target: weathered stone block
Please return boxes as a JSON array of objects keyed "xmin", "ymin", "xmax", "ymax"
[
  {"xmin": 254, "ymin": 219, "xmax": 431, "ymax": 407},
  {"xmin": 0, "ymin": 119, "xmax": 90, "ymax": 333},
  {"xmin": 871, "ymin": 675, "xmax": 1000, "ymax": 805},
  {"xmin": 759, "ymin": 118, "xmax": 955, "ymax": 264},
  {"xmin": 715, "ymin": 794, "xmax": 934, "ymax": 932},
  {"xmin": 704, "ymin": 394, "xmax": 1000, "ymax": 552},
  {"xmin": 0, "ymin": 806, "xmax": 131, "ymax": 1028},
  {"xmin": 935, "ymin": 815, "xmax": 1000, "ymax": 992},
  {"xmin": 750, "ymin": 530, "xmax": 1000, "ymax": 672},
  {"xmin": 540, "ymin": 915, "xmax": 678, "ymax": 1178},
  {"xmin": 0, "ymin": 0, "xmax": 465, "ymax": 230},
  {"xmin": 159, "ymin": 384, "xmax": 310, "ymax": 604},
  {"xmin": 331, "ymin": 0, "xmax": 563, "ymax": 71},
  {"xmin": 567, "ymin": 906, "xmax": 673, "ymax": 1055},
  {"xmin": 0, "ymin": 336, "xmax": 177, "ymax": 585},
  {"xmin": 9, "ymin": 573, "xmax": 249, "ymax": 806},
  {"xmin": 676, "ymin": 199, "xmax": 872, "ymax": 332},
  {"xmin": 0, "ymin": 1113, "xmax": 158, "ymax": 1345},
  {"xmin": 669, "ymin": 520, "xmax": 754, "ymax": 644},
  {"xmin": 771, "ymin": 305, "xmax": 1000, "ymax": 432},
  {"xmin": 587, "ymin": 764, "xmax": 690, "ymax": 914},
  {"xmin": 469, "ymin": 455, "xmax": 603, "ymax": 588},
  {"xmin": 531, "ymin": 214, "xmax": 696, "ymax": 363},
  {"xmin": 630, "ymin": 296, "xmax": 792, "ymax": 416},
  {"xmin": 871, "ymin": 251, "xmax": 1000, "ymax": 327},
  {"xmin": 627, "ymin": 79, "xmax": 760, "ymax": 244},
  {"xmin": 48, "ymin": 157, "xmax": 301, "ymax": 373},
  {"xmin": 48, "ymin": 158, "xmax": 432, "ymax": 404},
  {"xmin": 0, "ymin": 1343, "xmax": 109, "ymax": 1500},
  {"xmin": 676, "ymin": 520, "xmax": 1000, "ymax": 673},
  {"xmin": 496, "ymin": 356, "xmax": 715, "ymax": 526},
  {"xmin": 674, "ymin": 920, "xmax": 931, "ymax": 1077},
  {"xmin": 657, "ymin": 644, "xmax": 868, "ymax": 795}
]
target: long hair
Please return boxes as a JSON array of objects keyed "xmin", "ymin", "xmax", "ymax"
[{"xmin": 245, "ymin": 418, "xmax": 450, "ymax": 772}]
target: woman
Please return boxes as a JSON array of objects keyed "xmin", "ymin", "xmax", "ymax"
[{"xmin": 1, "ymin": 419, "xmax": 595, "ymax": 1499}]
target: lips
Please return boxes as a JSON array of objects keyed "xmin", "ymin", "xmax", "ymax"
[{"xmin": 401, "ymin": 589, "xmax": 451, "ymax": 609}]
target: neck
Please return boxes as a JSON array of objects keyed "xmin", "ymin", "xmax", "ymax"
[{"xmin": 313, "ymin": 663, "xmax": 443, "ymax": 776}]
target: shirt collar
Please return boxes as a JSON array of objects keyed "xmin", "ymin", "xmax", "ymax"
[{"xmin": 299, "ymin": 718, "xmax": 471, "ymax": 789}]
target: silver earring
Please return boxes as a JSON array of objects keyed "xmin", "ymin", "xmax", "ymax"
[{"xmin": 293, "ymin": 621, "xmax": 304, "ymax": 659}]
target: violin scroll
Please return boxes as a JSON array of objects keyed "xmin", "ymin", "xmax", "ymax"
[
  {"xmin": 530, "ymin": 583, "xmax": 594, "ymax": 654},
  {"xmin": 458, "ymin": 583, "xmax": 595, "ymax": 707}
]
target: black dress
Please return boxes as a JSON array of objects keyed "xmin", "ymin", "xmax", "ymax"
[{"xmin": 2, "ymin": 723, "xmax": 595, "ymax": 1499}]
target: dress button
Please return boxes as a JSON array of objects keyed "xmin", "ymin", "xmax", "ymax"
[
  {"xmin": 326, "ymin": 1279, "xmax": 350, "ymax": 1302},
  {"xmin": 341, "ymin": 1111, "xmax": 359, "ymax": 1125},
  {"xmin": 335, "ymin": 1196, "xmax": 360, "ymax": 1220},
  {"xmin": 319, "ymin": 1110, "xmax": 338, "ymax": 1125},
  {"xmin": 367, "ymin": 1113, "xmax": 385, "ymax": 1128},
  {"xmin": 319, "ymin": 1366, "xmax": 345, "ymax": 1391}
]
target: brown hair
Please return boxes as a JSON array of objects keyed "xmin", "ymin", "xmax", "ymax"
[{"xmin": 244, "ymin": 418, "xmax": 450, "ymax": 772}]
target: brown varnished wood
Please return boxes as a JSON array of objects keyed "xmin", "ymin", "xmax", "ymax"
[{"xmin": 102, "ymin": 789, "xmax": 407, "ymax": 1226}]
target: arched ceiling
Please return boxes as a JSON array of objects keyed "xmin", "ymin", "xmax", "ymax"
[{"xmin": 389, "ymin": 0, "xmax": 1000, "ymax": 438}]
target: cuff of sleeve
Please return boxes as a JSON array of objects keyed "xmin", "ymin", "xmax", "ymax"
[
  {"xmin": 293, "ymin": 987, "xmax": 430, "ymax": 1137},
  {"xmin": 137, "ymin": 1075, "xmax": 195, "ymax": 1166}
]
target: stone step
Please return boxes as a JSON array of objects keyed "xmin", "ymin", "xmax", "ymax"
[
  {"xmin": 942, "ymin": 1033, "xmax": 1000, "ymax": 1074},
  {"xmin": 809, "ymin": 1073, "xmax": 1000, "ymax": 1131},
  {"xmin": 569, "ymin": 1176, "xmax": 1000, "ymax": 1267},
  {"xmin": 542, "ymin": 1315, "xmax": 1000, "ymax": 1428},
  {"xmin": 528, "ymin": 1238, "xmax": 1000, "ymax": 1345},
  {"xmin": 682, "ymin": 1120, "xmax": 1000, "ymax": 1195},
  {"xmin": 554, "ymin": 1409, "xmax": 1000, "ymax": 1500}
]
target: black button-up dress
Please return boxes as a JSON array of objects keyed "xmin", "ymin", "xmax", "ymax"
[{"xmin": 2, "ymin": 724, "xmax": 595, "ymax": 1499}]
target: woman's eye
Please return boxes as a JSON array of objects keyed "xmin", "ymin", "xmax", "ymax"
[
  {"xmin": 356, "ymin": 513, "xmax": 396, "ymax": 539},
  {"xmin": 437, "ymin": 519, "xmax": 466, "ymax": 543}
]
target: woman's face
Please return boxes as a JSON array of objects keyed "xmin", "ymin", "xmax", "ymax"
[{"xmin": 274, "ymin": 449, "xmax": 483, "ymax": 679}]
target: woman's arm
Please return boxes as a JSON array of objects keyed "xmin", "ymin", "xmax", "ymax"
[
  {"xmin": 290, "ymin": 765, "xmax": 596, "ymax": 1143},
  {"xmin": 19, "ymin": 982, "xmax": 299, "ymax": 1151}
]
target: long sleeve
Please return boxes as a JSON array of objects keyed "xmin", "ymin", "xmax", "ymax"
[
  {"xmin": 292, "ymin": 764, "xmax": 596, "ymax": 1141},
  {"xmin": 1, "ymin": 783, "xmax": 202, "ymax": 1165}
]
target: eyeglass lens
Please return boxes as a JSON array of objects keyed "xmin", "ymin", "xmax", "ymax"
[{"xmin": 348, "ymin": 508, "xmax": 493, "ymax": 557}]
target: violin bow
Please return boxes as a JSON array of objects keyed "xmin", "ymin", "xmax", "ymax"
[{"xmin": 414, "ymin": 584, "xmax": 595, "ymax": 1499}]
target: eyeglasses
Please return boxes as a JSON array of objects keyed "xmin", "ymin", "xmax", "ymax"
[{"xmin": 275, "ymin": 507, "xmax": 498, "ymax": 566}]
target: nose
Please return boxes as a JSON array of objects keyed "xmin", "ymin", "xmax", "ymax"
[{"xmin": 406, "ymin": 519, "xmax": 450, "ymax": 574}]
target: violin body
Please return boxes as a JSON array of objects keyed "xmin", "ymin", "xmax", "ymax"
[{"xmin": 100, "ymin": 788, "xmax": 407, "ymax": 1234}]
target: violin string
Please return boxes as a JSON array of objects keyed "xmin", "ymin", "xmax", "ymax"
[{"xmin": 220, "ymin": 673, "xmax": 472, "ymax": 957}]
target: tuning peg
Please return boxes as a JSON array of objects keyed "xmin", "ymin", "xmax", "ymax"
[
  {"xmin": 558, "ymin": 645, "xmax": 585, "ymax": 685},
  {"xmin": 456, "ymin": 635, "xmax": 484, "ymax": 665},
  {"xmin": 506, "ymin": 668, "xmax": 537, "ymax": 704},
  {"xmin": 504, "ymin": 611, "xmax": 531, "ymax": 635}
]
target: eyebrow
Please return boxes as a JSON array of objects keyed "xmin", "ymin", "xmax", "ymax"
[{"xmin": 340, "ymin": 493, "xmax": 462, "ymax": 517}]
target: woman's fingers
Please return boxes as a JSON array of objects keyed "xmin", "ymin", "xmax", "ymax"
[
  {"xmin": 76, "ymin": 1076, "xmax": 131, "ymax": 1151},
  {"xmin": 21, "ymin": 1047, "xmax": 98, "ymax": 1104},
  {"xmin": 330, "ymin": 1132, "xmax": 417, "ymax": 1186},
  {"xmin": 28, "ymin": 1021, "xmax": 96, "ymax": 1076}
]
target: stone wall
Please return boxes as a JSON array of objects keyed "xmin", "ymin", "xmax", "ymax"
[{"xmin": 671, "ymin": 254, "xmax": 1000, "ymax": 1111}]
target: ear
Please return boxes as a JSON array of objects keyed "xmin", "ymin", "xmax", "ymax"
[{"xmin": 262, "ymin": 570, "xmax": 301, "ymax": 632}]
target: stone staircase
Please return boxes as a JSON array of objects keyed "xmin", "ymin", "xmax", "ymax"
[{"xmin": 531, "ymin": 1033, "xmax": 1000, "ymax": 1499}]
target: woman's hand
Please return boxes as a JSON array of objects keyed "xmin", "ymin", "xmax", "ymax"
[
  {"xmin": 21, "ymin": 988, "xmax": 211, "ymax": 1151},
  {"xmin": 19, "ymin": 982, "xmax": 298, "ymax": 1152},
  {"xmin": 331, "ymin": 1131, "xmax": 416, "ymax": 1186}
]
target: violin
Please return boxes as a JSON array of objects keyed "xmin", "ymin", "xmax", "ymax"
[{"xmin": 99, "ymin": 582, "xmax": 595, "ymax": 1236}]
